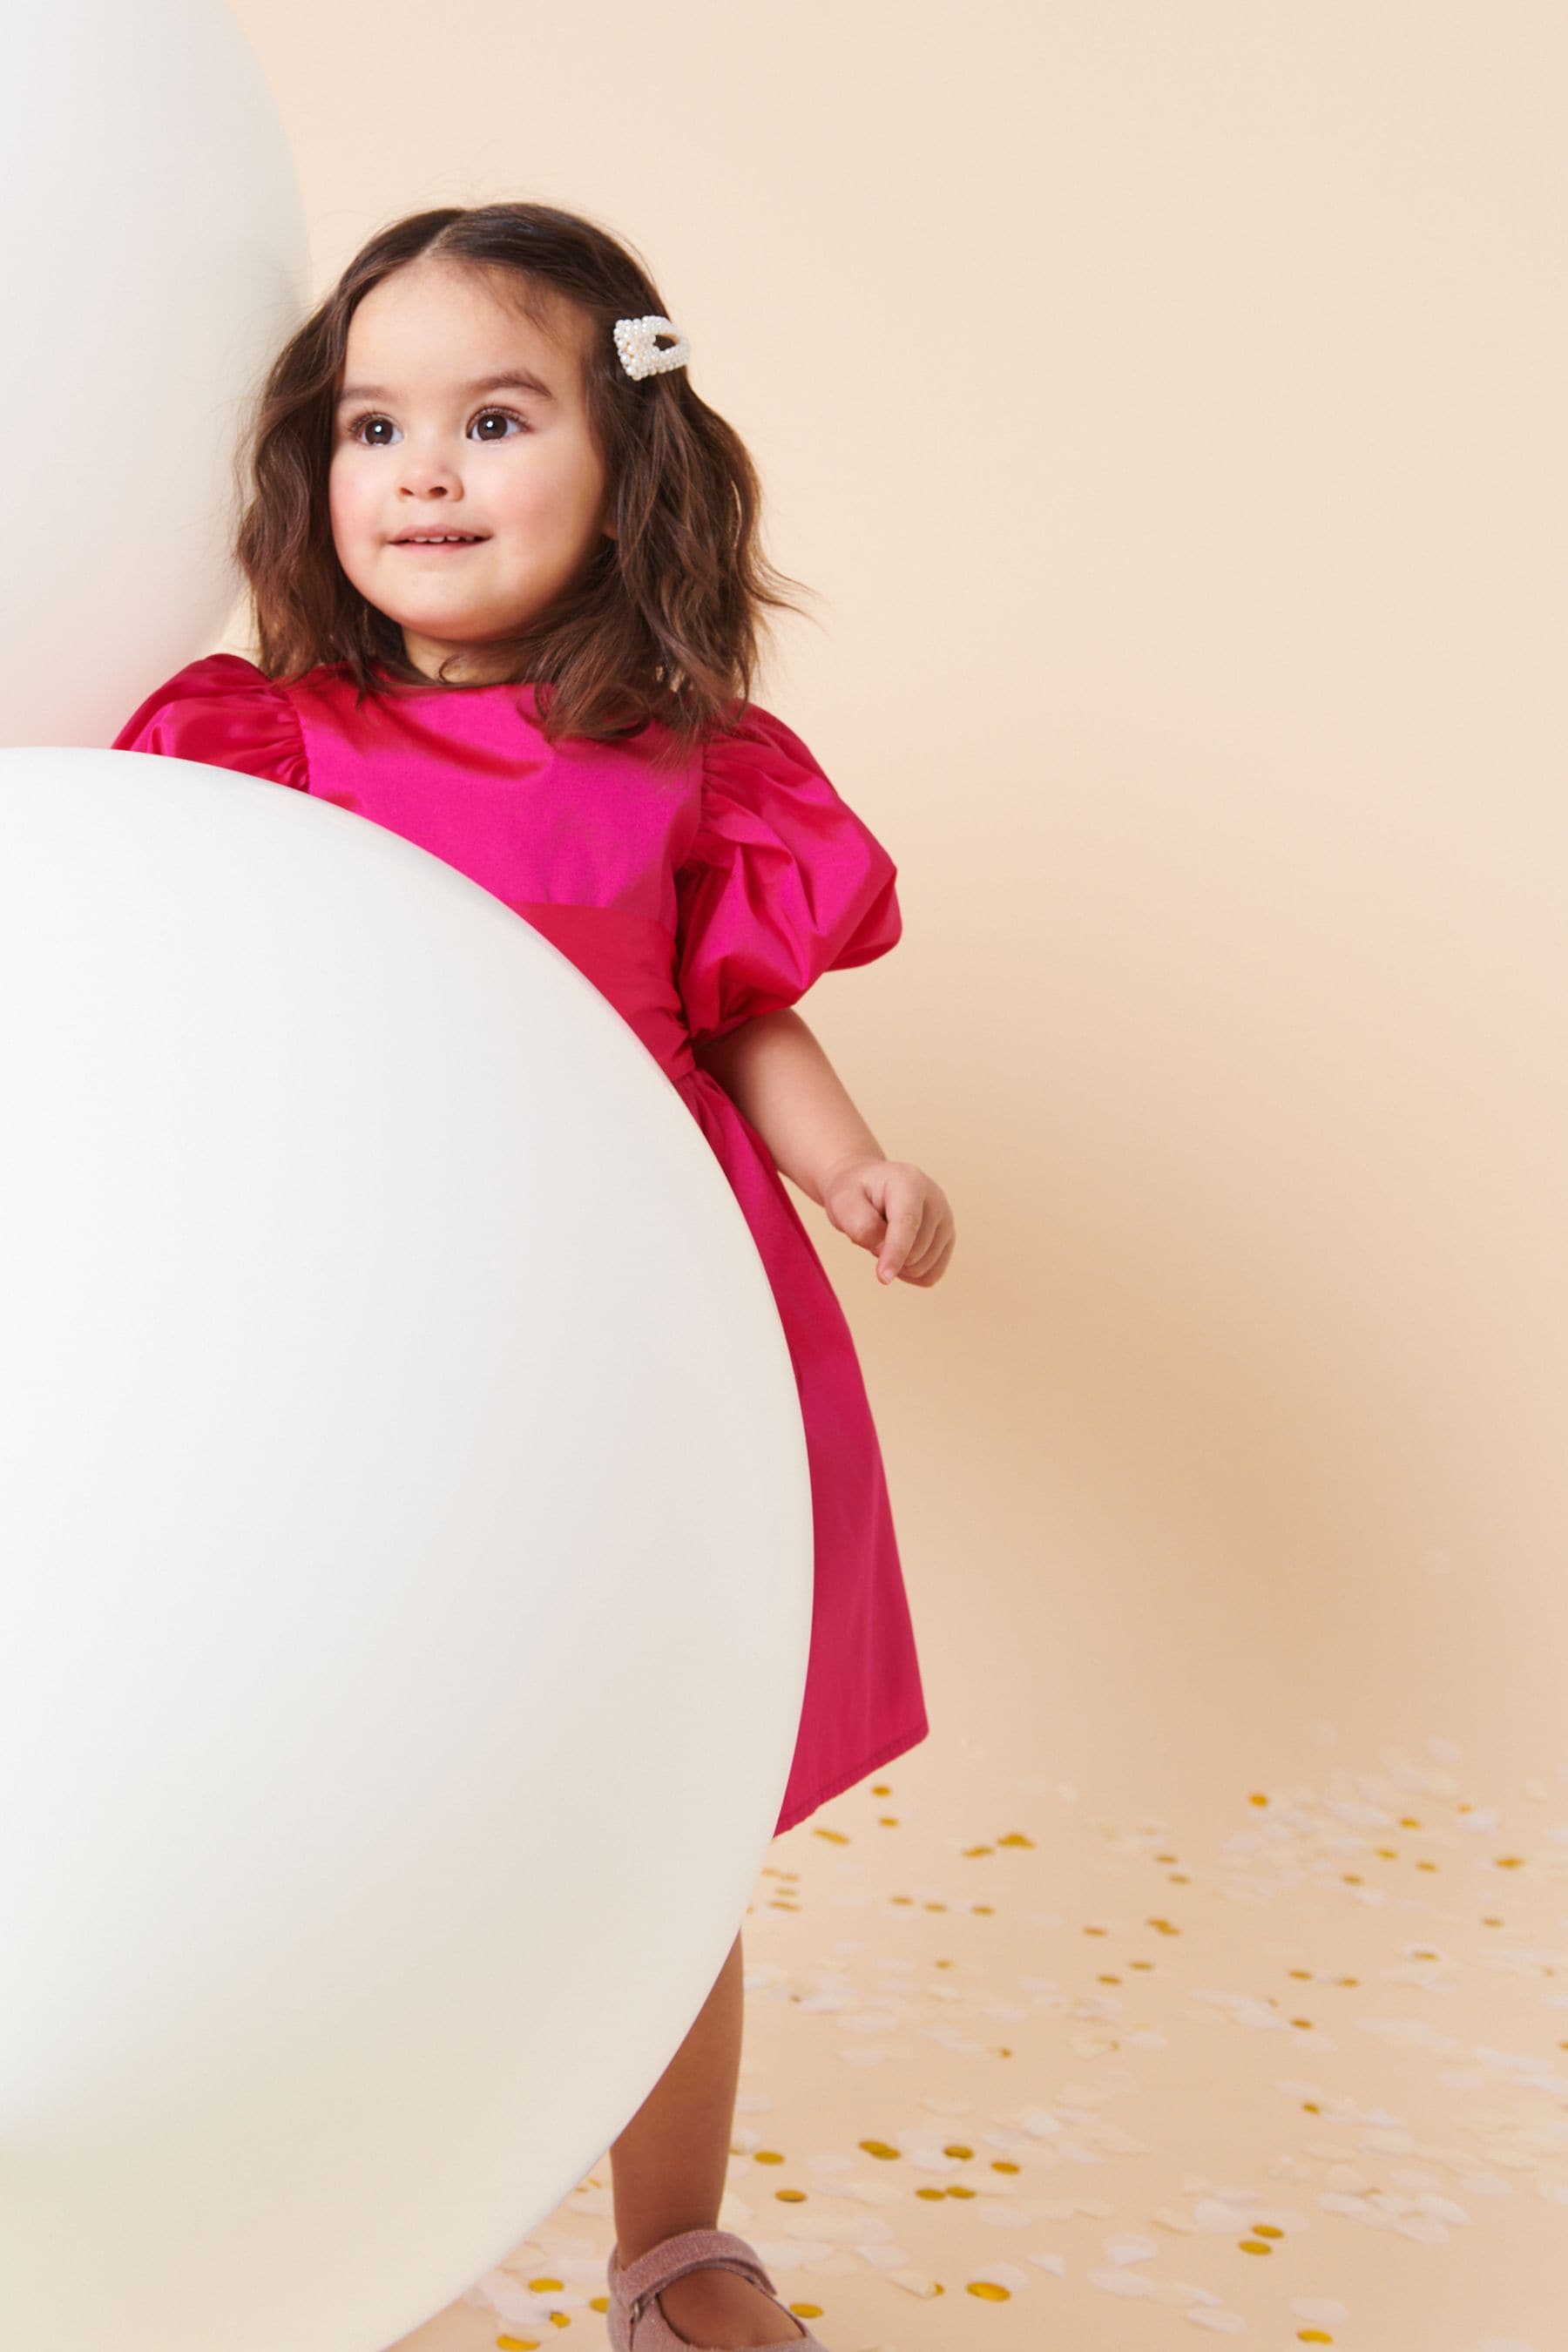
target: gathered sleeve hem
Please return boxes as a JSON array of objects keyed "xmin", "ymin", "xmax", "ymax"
[
  {"xmin": 674, "ymin": 702, "xmax": 902, "ymax": 1049},
  {"xmin": 112, "ymin": 653, "xmax": 309, "ymax": 793}
]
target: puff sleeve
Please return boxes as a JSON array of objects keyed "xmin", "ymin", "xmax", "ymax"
[
  {"xmin": 111, "ymin": 652, "xmax": 308, "ymax": 793},
  {"xmin": 675, "ymin": 703, "xmax": 902, "ymax": 1049}
]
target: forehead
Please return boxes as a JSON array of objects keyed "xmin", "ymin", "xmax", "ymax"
[{"xmin": 338, "ymin": 261, "xmax": 591, "ymax": 402}]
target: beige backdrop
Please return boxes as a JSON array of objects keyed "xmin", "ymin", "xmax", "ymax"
[{"xmin": 213, "ymin": 6, "xmax": 1566, "ymax": 2345}]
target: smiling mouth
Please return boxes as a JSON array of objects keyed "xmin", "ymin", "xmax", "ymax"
[{"xmin": 392, "ymin": 534, "xmax": 489, "ymax": 547}]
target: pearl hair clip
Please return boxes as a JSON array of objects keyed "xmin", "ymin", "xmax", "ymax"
[{"xmin": 613, "ymin": 314, "xmax": 690, "ymax": 381}]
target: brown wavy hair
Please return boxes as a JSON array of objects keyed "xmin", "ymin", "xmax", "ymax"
[{"xmin": 232, "ymin": 199, "xmax": 815, "ymax": 770}]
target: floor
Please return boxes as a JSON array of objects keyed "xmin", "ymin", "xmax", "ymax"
[{"xmin": 388, "ymin": 1724, "xmax": 1565, "ymax": 2352}]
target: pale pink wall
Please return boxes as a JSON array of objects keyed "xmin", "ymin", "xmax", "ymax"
[{"xmin": 222, "ymin": 0, "xmax": 1568, "ymax": 1811}]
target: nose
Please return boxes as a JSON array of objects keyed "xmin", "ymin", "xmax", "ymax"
[{"xmin": 395, "ymin": 450, "xmax": 462, "ymax": 498}]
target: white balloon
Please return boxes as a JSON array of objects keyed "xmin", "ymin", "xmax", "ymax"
[
  {"xmin": 0, "ymin": 747, "xmax": 814, "ymax": 2352},
  {"xmin": 0, "ymin": 0, "xmax": 308, "ymax": 744}
]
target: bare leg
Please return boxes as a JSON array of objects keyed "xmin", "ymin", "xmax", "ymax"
[{"xmin": 609, "ymin": 1926, "xmax": 806, "ymax": 2348}]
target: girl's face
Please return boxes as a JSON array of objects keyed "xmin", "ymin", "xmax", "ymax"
[{"xmin": 328, "ymin": 260, "xmax": 614, "ymax": 683}]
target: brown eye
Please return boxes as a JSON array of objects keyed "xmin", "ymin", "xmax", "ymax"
[
  {"xmin": 341, "ymin": 406, "xmax": 529, "ymax": 446},
  {"xmin": 471, "ymin": 407, "xmax": 527, "ymax": 440}
]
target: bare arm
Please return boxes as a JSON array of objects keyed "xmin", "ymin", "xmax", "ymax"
[
  {"xmin": 694, "ymin": 1010, "xmax": 956, "ymax": 1288},
  {"xmin": 693, "ymin": 1009, "xmax": 883, "ymax": 1206}
]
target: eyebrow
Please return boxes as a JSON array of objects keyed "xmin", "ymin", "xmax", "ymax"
[{"xmin": 335, "ymin": 369, "xmax": 558, "ymax": 409}]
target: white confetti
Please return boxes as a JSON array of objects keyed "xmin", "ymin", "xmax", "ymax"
[
  {"xmin": 968, "ymin": 2261, "xmax": 1031, "ymax": 2291},
  {"xmin": 1103, "ymin": 2232, "xmax": 1159, "ymax": 2264},
  {"xmin": 886, "ymin": 2268, "xmax": 941, "ymax": 2298},
  {"xmin": 749, "ymin": 2238, "xmax": 835, "ymax": 2271},
  {"xmin": 840, "ymin": 2179, "xmax": 903, "ymax": 2207},
  {"xmin": 455, "ymin": 1751, "xmax": 1568, "ymax": 2352},
  {"xmin": 1193, "ymin": 2199, "xmax": 1255, "ymax": 2233},
  {"xmin": 1087, "ymin": 2265, "xmax": 1157, "ymax": 2297},
  {"xmin": 787, "ymin": 2214, "xmax": 891, "ymax": 2246}
]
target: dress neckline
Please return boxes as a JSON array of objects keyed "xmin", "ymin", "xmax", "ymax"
[
  {"xmin": 365, "ymin": 659, "xmax": 537, "ymax": 699},
  {"xmin": 353, "ymin": 660, "xmax": 662, "ymax": 746}
]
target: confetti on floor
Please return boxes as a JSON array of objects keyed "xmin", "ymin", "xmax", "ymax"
[{"xmin": 383, "ymin": 1728, "xmax": 1568, "ymax": 2349}]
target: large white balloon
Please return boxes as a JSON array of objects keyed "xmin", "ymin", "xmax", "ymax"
[
  {"xmin": 0, "ymin": 747, "xmax": 814, "ymax": 2352},
  {"xmin": 0, "ymin": 0, "xmax": 308, "ymax": 744}
]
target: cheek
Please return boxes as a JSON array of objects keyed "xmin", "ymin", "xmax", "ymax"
[
  {"xmin": 489, "ymin": 474, "xmax": 555, "ymax": 534},
  {"xmin": 327, "ymin": 459, "xmax": 368, "ymax": 542},
  {"xmin": 492, "ymin": 455, "xmax": 598, "ymax": 538}
]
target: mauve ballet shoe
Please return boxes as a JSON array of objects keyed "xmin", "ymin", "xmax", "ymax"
[{"xmin": 605, "ymin": 2224, "xmax": 830, "ymax": 2352}]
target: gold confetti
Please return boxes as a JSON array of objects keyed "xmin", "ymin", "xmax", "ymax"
[{"xmin": 449, "ymin": 1748, "xmax": 1565, "ymax": 2351}]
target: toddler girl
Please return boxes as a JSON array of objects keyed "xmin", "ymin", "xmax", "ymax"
[{"xmin": 113, "ymin": 199, "xmax": 955, "ymax": 2352}]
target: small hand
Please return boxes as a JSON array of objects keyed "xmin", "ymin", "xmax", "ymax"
[{"xmin": 819, "ymin": 1156, "xmax": 956, "ymax": 1288}]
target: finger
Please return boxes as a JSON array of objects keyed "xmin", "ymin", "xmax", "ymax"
[
  {"xmin": 899, "ymin": 1214, "xmax": 954, "ymax": 1282},
  {"xmin": 899, "ymin": 1201, "xmax": 943, "ymax": 1274},
  {"xmin": 876, "ymin": 1193, "xmax": 934, "ymax": 1282},
  {"xmin": 837, "ymin": 1193, "xmax": 890, "ymax": 1252},
  {"xmin": 921, "ymin": 1232, "xmax": 956, "ymax": 1282},
  {"xmin": 902, "ymin": 1231, "xmax": 956, "ymax": 1286},
  {"xmin": 876, "ymin": 1200, "xmax": 928, "ymax": 1276}
]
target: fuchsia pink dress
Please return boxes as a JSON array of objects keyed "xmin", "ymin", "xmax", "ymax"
[{"xmin": 112, "ymin": 654, "xmax": 929, "ymax": 1837}]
